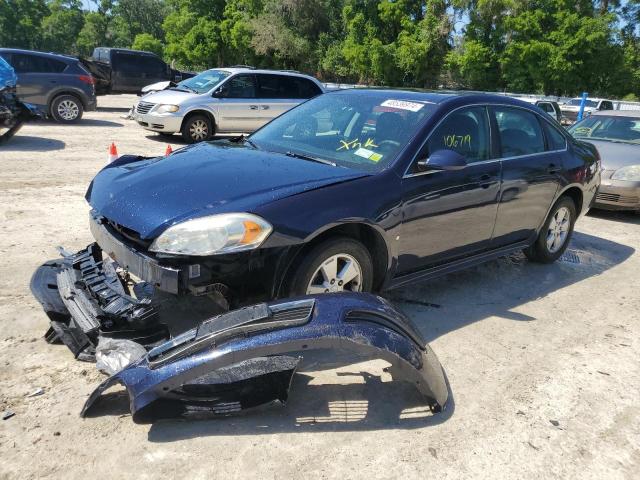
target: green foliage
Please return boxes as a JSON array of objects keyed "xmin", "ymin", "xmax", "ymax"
[
  {"xmin": 132, "ymin": 33, "xmax": 164, "ymax": 56},
  {"xmin": 2, "ymin": 0, "xmax": 640, "ymax": 97}
]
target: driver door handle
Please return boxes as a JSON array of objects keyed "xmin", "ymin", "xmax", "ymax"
[
  {"xmin": 547, "ymin": 164, "xmax": 562, "ymax": 174},
  {"xmin": 249, "ymin": 105, "xmax": 259, "ymax": 110}
]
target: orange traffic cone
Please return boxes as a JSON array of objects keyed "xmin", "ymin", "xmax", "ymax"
[
  {"xmin": 107, "ymin": 142, "xmax": 119, "ymax": 163},
  {"xmin": 165, "ymin": 144, "xmax": 173, "ymax": 156}
]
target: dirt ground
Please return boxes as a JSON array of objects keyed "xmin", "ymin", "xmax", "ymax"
[{"xmin": 0, "ymin": 95, "xmax": 638, "ymax": 480}]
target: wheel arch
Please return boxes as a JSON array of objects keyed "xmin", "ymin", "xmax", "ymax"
[
  {"xmin": 180, "ymin": 109, "xmax": 216, "ymax": 133},
  {"xmin": 275, "ymin": 222, "xmax": 392, "ymax": 297},
  {"xmin": 558, "ymin": 185, "xmax": 584, "ymax": 215},
  {"xmin": 47, "ymin": 89, "xmax": 88, "ymax": 112}
]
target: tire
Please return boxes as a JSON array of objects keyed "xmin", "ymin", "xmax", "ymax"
[
  {"xmin": 286, "ymin": 237, "xmax": 374, "ymax": 297},
  {"xmin": 181, "ymin": 114, "xmax": 213, "ymax": 143},
  {"xmin": 50, "ymin": 94, "xmax": 83, "ymax": 123},
  {"xmin": 524, "ymin": 196, "xmax": 576, "ymax": 263}
]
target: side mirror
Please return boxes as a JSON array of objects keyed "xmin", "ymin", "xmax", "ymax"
[
  {"xmin": 213, "ymin": 86, "xmax": 228, "ymax": 98},
  {"xmin": 417, "ymin": 149, "xmax": 467, "ymax": 172}
]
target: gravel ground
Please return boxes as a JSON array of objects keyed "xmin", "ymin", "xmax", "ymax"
[{"xmin": 0, "ymin": 95, "xmax": 638, "ymax": 480}]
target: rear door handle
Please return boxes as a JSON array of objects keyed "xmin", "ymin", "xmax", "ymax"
[
  {"xmin": 261, "ymin": 105, "xmax": 270, "ymax": 110},
  {"xmin": 547, "ymin": 164, "xmax": 562, "ymax": 174},
  {"xmin": 475, "ymin": 173, "xmax": 493, "ymax": 189},
  {"xmin": 249, "ymin": 105, "xmax": 259, "ymax": 110}
]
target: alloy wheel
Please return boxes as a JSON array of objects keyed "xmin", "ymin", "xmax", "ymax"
[
  {"xmin": 306, "ymin": 254, "xmax": 363, "ymax": 295},
  {"xmin": 57, "ymin": 100, "xmax": 79, "ymax": 121},
  {"xmin": 189, "ymin": 119, "xmax": 209, "ymax": 141},
  {"xmin": 546, "ymin": 206, "xmax": 571, "ymax": 253}
]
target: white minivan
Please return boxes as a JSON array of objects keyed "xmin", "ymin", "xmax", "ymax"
[{"xmin": 133, "ymin": 67, "xmax": 325, "ymax": 142}]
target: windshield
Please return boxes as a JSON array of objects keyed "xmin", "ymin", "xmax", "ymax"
[
  {"xmin": 569, "ymin": 116, "xmax": 640, "ymax": 144},
  {"xmin": 176, "ymin": 69, "xmax": 230, "ymax": 94},
  {"xmin": 249, "ymin": 93, "xmax": 436, "ymax": 172},
  {"xmin": 566, "ymin": 99, "xmax": 598, "ymax": 108}
]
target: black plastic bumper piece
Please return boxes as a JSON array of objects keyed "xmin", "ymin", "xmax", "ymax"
[{"xmin": 30, "ymin": 244, "xmax": 170, "ymax": 361}]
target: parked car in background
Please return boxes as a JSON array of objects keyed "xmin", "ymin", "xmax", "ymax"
[
  {"xmin": 83, "ymin": 48, "xmax": 195, "ymax": 95},
  {"xmin": 561, "ymin": 97, "xmax": 615, "ymax": 125},
  {"xmin": 569, "ymin": 110, "xmax": 640, "ymax": 212},
  {"xmin": 76, "ymin": 91, "xmax": 599, "ymax": 308},
  {"xmin": 133, "ymin": 67, "xmax": 325, "ymax": 142},
  {"xmin": 518, "ymin": 98, "xmax": 563, "ymax": 123},
  {"xmin": 0, "ymin": 48, "xmax": 96, "ymax": 123}
]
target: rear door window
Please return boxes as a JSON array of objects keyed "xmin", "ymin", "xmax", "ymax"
[
  {"xmin": 113, "ymin": 53, "xmax": 143, "ymax": 74},
  {"xmin": 493, "ymin": 107, "xmax": 545, "ymax": 157},
  {"xmin": 542, "ymin": 121, "xmax": 567, "ymax": 150},
  {"xmin": 600, "ymin": 101, "xmax": 614, "ymax": 111},
  {"xmin": 426, "ymin": 106, "xmax": 491, "ymax": 163},
  {"xmin": 138, "ymin": 56, "xmax": 166, "ymax": 77},
  {"xmin": 537, "ymin": 102, "xmax": 554, "ymax": 114},
  {"xmin": 11, "ymin": 54, "xmax": 67, "ymax": 73}
]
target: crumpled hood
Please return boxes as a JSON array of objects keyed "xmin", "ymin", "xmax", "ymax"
[{"xmin": 87, "ymin": 142, "xmax": 368, "ymax": 239}]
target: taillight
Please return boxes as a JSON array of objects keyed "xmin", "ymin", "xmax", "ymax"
[{"xmin": 78, "ymin": 75, "xmax": 95, "ymax": 85}]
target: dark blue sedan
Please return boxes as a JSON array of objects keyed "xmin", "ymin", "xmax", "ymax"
[{"xmin": 79, "ymin": 90, "xmax": 600, "ymax": 305}]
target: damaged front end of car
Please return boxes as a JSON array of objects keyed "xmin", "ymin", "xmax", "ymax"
[
  {"xmin": 81, "ymin": 293, "xmax": 449, "ymax": 423},
  {"xmin": 30, "ymin": 244, "xmax": 170, "ymax": 361}
]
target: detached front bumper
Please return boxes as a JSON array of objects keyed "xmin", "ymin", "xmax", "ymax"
[{"xmin": 81, "ymin": 293, "xmax": 450, "ymax": 423}]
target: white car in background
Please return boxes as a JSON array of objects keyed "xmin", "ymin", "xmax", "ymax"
[
  {"xmin": 133, "ymin": 67, "xmax": 325, "ymax": 142},
  {"xmin": 560, "ymin": 97, "xmax": 615, "ymax": 125}
]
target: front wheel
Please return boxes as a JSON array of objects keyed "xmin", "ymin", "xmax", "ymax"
[
  {"xmin": 181, "ymin": 114, "xmax": 212, "ymax": 143},
  {"xmin": 524, "ymin": 197, "xmax": 576, "ymax": 263},
  {"xmin": 286, "ymin": 238, "xmax": 374, "ymax": 297}
]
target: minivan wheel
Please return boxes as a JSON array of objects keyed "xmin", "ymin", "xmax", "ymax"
[
  {"xmin": 524, "ymin": 196, "xmax": 576, "ymax": 263},
  {"xmin": 181, "ymin": 115, "xmax": 212, "ymax": 143},
  {"xmin": 286, "ymin": 238, "xmax": 374, "ymax": 297},
  {"xmin": 51, "ymin": 95, "xmax": 83, "ymax": 123}
]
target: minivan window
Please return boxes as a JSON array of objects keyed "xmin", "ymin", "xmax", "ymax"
[
  {"xmin": 600, "ymin": 101, "xmax": 614, "ymax": 110},
  {"xmin": 256, "ymin": 74, "xmax": 321, "ymax": 99},
  {"xmin": 225, "ymin": 74, "xmax": 257, "ymax": 98},
  {"xmin": 11, "ymin": 54, "xmax": 67, "ymax": 73},
  {"xmin": 426, "ymin": 106, "xmax": 491, "ymax": 163},
  {"xmin": 494, "ymin": 107, "xmax": 545, "ymax": 157}
]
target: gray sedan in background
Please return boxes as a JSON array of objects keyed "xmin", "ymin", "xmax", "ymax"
[{"xmin": 569, "ymin": 110, "xmax": 640, "ymax": 212}]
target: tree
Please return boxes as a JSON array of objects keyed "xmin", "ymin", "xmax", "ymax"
[
  {"xmin": 0, "ymin": 0, "xmax": 48, "ymax": 49},
  {"xmin": 132, "ymin": 33, "xmax": 164, "ymax": 56},
  {"xmin": 41, "ymin": 0, "xmax": 85, "ymax": 55}
]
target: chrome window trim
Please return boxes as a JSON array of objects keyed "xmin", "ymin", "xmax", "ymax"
[{"xmin": 403, "ymin": 102, "xmax": 569, "ymax": 179}]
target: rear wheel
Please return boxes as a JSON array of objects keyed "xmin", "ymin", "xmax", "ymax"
[
  {"xmin": 524, "ymin": 196, "xmax": 576, "ymax": 263},
  {"xmin": 50, "ymin": 94, "xmax": 83, "ymax": 123},
  {"xmin": 181, "ymin": 114, "xmax": 212, "ymax": 143},
  {"xmin": 286, "ymin": 238, "xmax": 373, "ymax": 297}
]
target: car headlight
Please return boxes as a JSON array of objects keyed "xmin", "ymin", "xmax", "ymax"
[
  {"xmin": 155, "ymin": 104, "xmax": 180, "ymax": 114},
  {"xmin": 149, "ymin": 213, "xmax": 272, "ymax": 256},
  {"xmin": 611, "ymin": 165, "xmax": 640, "ymax": 181}
]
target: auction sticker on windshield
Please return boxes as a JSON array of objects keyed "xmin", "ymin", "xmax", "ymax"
[{"xmin": 380, "ymin": 99, "xmax": 425, "ymax": 112}]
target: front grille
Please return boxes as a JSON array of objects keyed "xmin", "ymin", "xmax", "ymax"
[
  {"xmin": 105, "ymin": 218, "xmax": 151, "ymax": 249},
  {"xmin": 136, "ymin": 101, "xmax": 155, "ymax": 114},
  {"xmin": 596, "ymin": 192, "xmax": 639, "ymax": 204}
]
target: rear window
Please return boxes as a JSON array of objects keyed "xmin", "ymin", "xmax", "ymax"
[
  {"xmin": 542, "ymin": 121, "xmax": 567, "ymax": 150},
  {"xmin": 257, "ymin": 74, "xmax": 321, "ymax": 99},
  {"xmin": 10, "ymin": 54, "xmax": 67, "ymax": 73}
]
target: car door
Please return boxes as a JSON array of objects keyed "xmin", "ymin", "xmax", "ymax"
[
  {"xmin": 398, "ymin": 105, "xmax": 502, "ymax": 273},
  {"xmin": 111, "ymin": 52, "xmax": 146, "ymax": 92},
  {"xmin": 490, "ymin": 106, "xmax": 565, "ymax": 246},
  {"xmin": 215, "ymin": 74, "xmax": 261, "ymax": 133},
  {"xmin": 10, "ymin": 53, "xmax": 67, "ymax": 107}
]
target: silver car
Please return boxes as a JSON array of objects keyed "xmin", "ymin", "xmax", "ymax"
[
  {"xmin": 569, "ymin": 110, "xmax": 640, "ymax": 212},
  {"xmin": 133, "ymin": 67, "xmax": 324, "ymax": 142}
]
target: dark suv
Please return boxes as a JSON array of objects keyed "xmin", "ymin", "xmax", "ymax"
[{"xmin": 0, "ymin": 48, "xmax": 97, "ymax": 123}]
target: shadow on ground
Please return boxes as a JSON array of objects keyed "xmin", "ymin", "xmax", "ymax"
[
  {"xmin": 2, "ymin": 135, "xmax": 65, "ymax": 152},
  {"xmin": 587, "ymin": 208, "xmax": 640, "ymax": 225},
  {"xmin": 84, "ymin": 231, "xmax": 633, "ymax": 439}
]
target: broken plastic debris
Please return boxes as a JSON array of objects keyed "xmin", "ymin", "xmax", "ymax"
[
  {"xmin": 2, "ymin": 410, "xmax": 15, "ymax": 420},
  {"xmin": 96, "ymin": 338, "xmax": 147, "ymax": 376},
  {"xmin": 26, "ymin": 388, "xmax": 44, "ymax": 397}
]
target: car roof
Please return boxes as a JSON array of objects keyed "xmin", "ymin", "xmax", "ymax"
[
  {"xmin": 325, "ymin": 88, "xmax": 544, "ymax": 108},
  {"xmin": 0, "ymin": 48, "xmax": 76, "ymax": 63},
  {"xmin": 591, "ymin": 110, "xmax": 640, "ymax": 117},
  {"xmin": 205, "ymin": 67, "xmax": 323, "ymax": 84}
]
